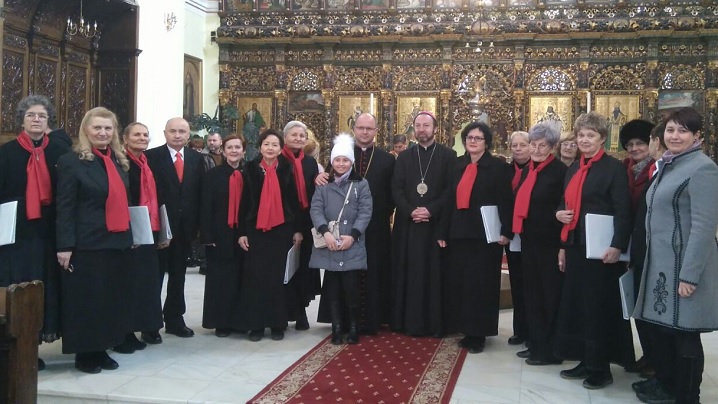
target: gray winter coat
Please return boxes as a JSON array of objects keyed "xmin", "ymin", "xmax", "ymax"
[
  {"xmin": 309, "ymin": 173, "xmax": 373, "ymax": 272},
  {"xmin": 633, "ymin": 148, "xmax": 718, "ymax": 331}
]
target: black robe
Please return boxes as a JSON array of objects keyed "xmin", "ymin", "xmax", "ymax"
[
  {"xmin": 126, "ymin": 156, "xmax": 164, "ymax": 333},
  {"xmin": 233, "ymin": 157, "xmax": 302, "ymax": 331},
  {"xmin": 439, "ymin": 152, "xmax": 514, "ymax": 337},
  {"xmin": 317, "ymin": 145, "xmax": 395, "ymax": 333},
  {"xmin": 555, "ymin": 153, "xmax": 635, "ymax": 372},
  {"xmin": 515, "ymin": 157, "xmax": 567, "ymax": 360},
  {"xmin": 279, "ymin": 152, "xmax": 321, "ymax": 322},
  {"xmin": 391, "ymin": 142, "xmax": 456, "ymax": 336},
  {"xmin": 199, "ymin": 163, "xmax": 245, "ymax": 330},
  {"xmin": 0, "ymin": 135, "xmax": 69, "ymax": 339}
]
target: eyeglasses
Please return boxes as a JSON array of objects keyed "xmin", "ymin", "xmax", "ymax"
[
  {"xmin": 561, "ymin": 142, "xmax": 577, "ymax": 149},
  {"xmin": 25, "ymin": 112, "xmax": 49, "ymax": 120},
  {"xmin": 530, "ymin": 143, "xmax": 551, "ymax": 152},
  {"xmin": 354, "ymin": 126, "xmax": 376, "ymax": 132},
  {"xmin": 466, "ymin": 136, "xmax": 485, "ymax": 143}
]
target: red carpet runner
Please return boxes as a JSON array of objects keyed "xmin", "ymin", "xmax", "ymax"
[{"xmin": 248, "ymin": 331, "xmax": 468, "ymax": 404}]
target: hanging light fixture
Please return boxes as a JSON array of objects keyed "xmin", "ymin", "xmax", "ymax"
[{"xmin": 66, "ymin": 0, "xmax": 98, "ymax": 38}]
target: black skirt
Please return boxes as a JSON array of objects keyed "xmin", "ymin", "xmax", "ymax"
[
  {"xmin": 126, "ymin": 245, "xmax": 163, "ymax": 332},
  {"xmin": 233, "ymin": 224, "xmax": 293, "ymax": 331},
  {"xmin": 61, "ymin": 249, "xmax": 130, "ymax": 354},
  {"xmin": 202, "ymin": 248, "xmax": 242, "ymax": 330},
  {"xmin": 442, "ymin": 239, "xmax": 503, "ymax": 337}
]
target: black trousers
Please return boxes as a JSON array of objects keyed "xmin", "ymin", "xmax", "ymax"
[
  {"xmin": 646, "ymin": 321, "xmax": 704, "ymax": 403},
  {"xmin": 158, "ymin": 236, "xmax": 190, "ymax": 328},
  {"xmin": 324, "ymin": 270, "xmax": 361, "ymax": 310},
  {"xmin": 505, "ymin": 249, "xmax": 528, "ymax": 338},
  {"xmin": 521, "ymin": 241, "xmax": 563, "ymax": 360}
]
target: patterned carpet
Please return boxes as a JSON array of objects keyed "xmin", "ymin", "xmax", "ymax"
[{"xmin": 248, "ymin": 331, "xmax": 468, "ymax": 404}]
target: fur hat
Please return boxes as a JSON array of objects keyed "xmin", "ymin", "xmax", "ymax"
[
  {"xmin": 330, "ymin": 133, "xmax": 355, "ymax": 163},
  {"xmin": 619, "ymin": 120, "xmax": 654, "ymax": 150}
]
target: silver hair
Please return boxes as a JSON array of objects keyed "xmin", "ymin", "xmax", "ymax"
[
  {"xmin": 509, "ymin": 130, "xmax": 529, "ymax": 144},
  {"xmin": 283, "ymin": 120, "xmax": 307, "ymax": 136},
  {"xmin": 16, "ymin": 95, "xmax": 56, "ymax": 128},
  {"xmin": 528, "ymin": 124, "xmax": 560, "ymax": 148}
]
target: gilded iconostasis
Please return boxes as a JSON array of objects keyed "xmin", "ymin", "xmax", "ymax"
[{"xmin": 218, "ymin": 0, "xmax": 718, "ymax": 161}]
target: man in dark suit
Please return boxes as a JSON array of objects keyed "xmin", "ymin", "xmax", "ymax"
[{"xmin": 143, "ymin": 117, "xmax": 203, "ymax": 341}]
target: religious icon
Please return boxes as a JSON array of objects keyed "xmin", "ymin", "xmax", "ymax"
[
  {"xmin": 183, "ymin": 55, "xmax": 202, "ymax": 121},
  {"xmin": 238, "ymin": 97, "xmax": 273, "ymax": 160},
  {"xmin": 396, "ymin": 96, "xmax": 437, "ymax": 143},
  {"xmin": 529, "ymin": 95, "xmax": 572, "ymax": 136},
  {"xmin": 397, "ymin": 0, "xmax": 425, "ymax": 9},
  {"xmin": 595, "ymin": 94, "xmax": 640, "ymax": 151},
  {"xmin": 361, "ymin": 0, "xmax": 389, "ymax": 9},
  {"xmin": 258, "ymin": 0, "xmax": 287, "ymax": 10},
  {"xmin": 338, "ymin": 95, "xmax": 377, "ymax": 132},
  {"xmin": 326, "ymin": 0, "xmax": 354, "ymax": 9}
]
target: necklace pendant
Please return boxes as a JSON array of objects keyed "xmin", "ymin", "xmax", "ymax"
[{"xmin": 417, "ymin": 181, "xmax": 428, "ymax": 196}]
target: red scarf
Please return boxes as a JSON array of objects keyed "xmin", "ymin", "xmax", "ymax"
[
  {"xmin": 560, "ymin": 149, "xmax": 605, "ymax": 242},
  {"xmin": 92, "ymin": 148, "xmax": 130, "ymax": 232},
  {"xmin": 256, "ymin": 159, "xmax": 285, "ymax": 231},
  {"xmin": 456, "ymin": 160, "xmax": 478, "ymax": 209},
  {"xmin": 512, "ymin": 154, "xmax": 555, "ymax": 234},
  {"xmin": 511, "ymin": 161, "xmax": 525, "ymax": 191},
  {"xmin": 281, "ymin": 146, "xmax": 309, "ymax": 210},
  {"xmin": 126, "ymin": 149, "xmax": 160, "ymax": 231},
  {"xmin": 17, "ymin": 132, "xmax": 52, "ymax": 220},
  {"xmin": 228, "ymin": 168, "xmax": 243, "ymax": 228},
  {"xmin": 648, "ymin": 163, "xmax": 657, "ymax": 179}
]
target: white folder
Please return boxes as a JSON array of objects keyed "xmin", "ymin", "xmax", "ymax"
[
  {"xmin": 619, "ymin": 269, "xmax": 635, "ymax": 320},
  {"xmin": 0, "ymin": 201, "xmax": 18, "ymax": 246},
  {"xmin": 480, "ymin": 205, "xmax": 502, "ymax": 243},
  {"xmin": 284, "ymin": 244, "xmax": 300, "ymax": 284},
  {"xmin": 584, "ymin": 213, "xmax": 630, "ymax": 261},
  {"xmin": 129, "ymin": 206, "xmax": 154, "ymax": 245},
  {"xmin": 159, "ymin": 204, "xmax": 173, "ymax": 244},
  {"xmin": 509, "ymin": 233, "xmax": 521, "ymax": 252}
]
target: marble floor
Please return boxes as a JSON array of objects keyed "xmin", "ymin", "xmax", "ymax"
[{"xmin": 37, "ymin": 268, "xmax": 718, "ymax": 404}]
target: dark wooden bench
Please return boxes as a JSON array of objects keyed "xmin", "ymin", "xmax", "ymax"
[{"xmin": 0, "ymin": 281, "xmax": 44, "ymax": 404}]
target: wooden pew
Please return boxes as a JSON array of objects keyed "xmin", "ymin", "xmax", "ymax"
[{"xmin": 0, "ymin": 281, "xmax": 44, "ymax": 404}]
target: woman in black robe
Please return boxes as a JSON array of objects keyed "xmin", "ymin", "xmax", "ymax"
[
  {"xmin": 438, "ymin": 121, "xmax": 514, "ymax": 353},
  {"xmin": 0, "ymin": 95, "xmax": 70, "ymax": 369},
  {"xmin": 56, "ymin": 107, "xmax": 133, "ymax": 373},
  {"xmin": 114, "ymin": 122, "xmax": 164, "ymax": 353},
  {"xmin": 235, "ymin": 129, "xmax": 303, "ymax": 342},
  {"xmin": 512, "ymin": 124, "xmax": 567, "ymax": 365},
  {"xmin": 200, "ymin": 135, "xmax": 246, "ymax": 337},
  {"xmin": 554, "ymin": 112, "xmax": 634, "ymax": 389},
  {"xmin": 280, "ymin": 121, "xmax": 320, "ymax": 330}
]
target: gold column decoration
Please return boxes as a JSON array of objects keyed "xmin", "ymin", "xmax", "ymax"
[
  {"xmin": 218, "ymin": 89, "xmax": 231, "ymax": 107},
  {"xmin": 321, "ymin": 88, "xmax": 333, "ymax": 144},
  {"xmin": 440, "ymin": 89, "xmax": 452, "ymax": 146},
  {"xmin": 380, "ymin": 89, "xmax": 392, "ymax": 149},
  {"xmin": 706, "ymin": 89, "xmax": 718, "ymax": 161},
  {"xmin": 646, "ymin": 90, "xmax": 658, "ymax": 123},
  {"xmin": 274, "ymin": 89, "xmax": 287, "ymax": 129},
  {"xmin": 513, "ymin": 89, "xmax": 525, "ymax": 134}
]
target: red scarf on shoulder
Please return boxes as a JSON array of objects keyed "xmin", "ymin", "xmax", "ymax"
[
  {"xmin": 17, "ymin": 132, "xmax": 52, "ymax": 220},
  {"xmin": 256, "ymin": 159, "xmax": 285, "ymax": 231},
  {"xmin": 92, "ymin": 148, "xmax": 130, "ymax": 232},
  {"xmin": 228, "ymin": 168, "xmax": 243, "ymax": 228},
  {"xmin": 456, "ymin": 161, "xmax": 478, "ymax": 209},
  {"xmin": 560, "ymin": 149, "xmax": 604, "ymax": 242},
  {"xmin": 511, "ymin": 161, "xmax": 524, "ymax": 192},
  {"xmin": 512, "ymin": 154, "xmax": 554, "ymax": 234},
  {"xmin": 126, "ymin": 149, "xmax": 160, "ymax": 231},
  {"xmin": 281, "ymin": 146, "xmax": 309, "ymax": 210}
]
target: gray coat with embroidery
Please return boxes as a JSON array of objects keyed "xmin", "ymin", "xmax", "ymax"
[
  {"xmin": 308, "ymin": 175, "xmax": 373, "ymax": 272},
  {"xmin": 633, "ymin": 148, "xmax": 718, "ymax": 331}
]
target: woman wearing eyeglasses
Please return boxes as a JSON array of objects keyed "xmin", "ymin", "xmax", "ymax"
[
  {"xmin": 0, "ymin": 95, "xmax": 70, "ymax": 369},
  {"xmin": 438, "ymin": 121, "xmax": 513, "ymax": 354},
  {"xmin": 557, "ymin": 132, "xmax": 580, "ymax": 166},
  {"xmin": 554, "ymin": 112, "xmax": 634, "ymax": 389},
  {"xmin": 511, "ymin": 124, "xmax": 567, "ymax": 365}
]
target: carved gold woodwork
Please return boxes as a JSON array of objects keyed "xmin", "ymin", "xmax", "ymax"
[
  {"xmin": 658, "ymin": 63, "xmax": 704, "ymax": 90},
  {"xmin": 525, "ymin": 65, "xmax": 577, "ymax": 92},
  {"xmin": 331, "ymin": 66, "xmax": 382, "ymax": 91},
  {"xmin": 591, "ymin": 65, "xmax": 645, "ymax": 91}
]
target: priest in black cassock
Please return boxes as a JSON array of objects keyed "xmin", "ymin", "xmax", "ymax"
[
  {"xmin": 315, "ymin": 113, "xmax": 395, "ymax": 334},
  {"xmin": 391, "ymin": 111, "xmax": 456, "ymax": 337}
]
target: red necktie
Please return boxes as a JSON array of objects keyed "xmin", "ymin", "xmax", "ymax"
[{"xmin": 174, "ymin": 152, "xmax": 184, "ymax": 183}]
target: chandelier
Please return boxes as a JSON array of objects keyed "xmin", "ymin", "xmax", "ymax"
[{"xmin": 66, "ymin": 0, "xmax": 98, "ymax": 38}]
